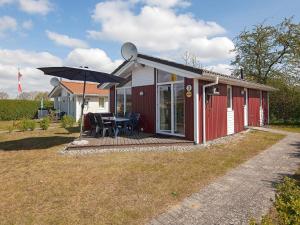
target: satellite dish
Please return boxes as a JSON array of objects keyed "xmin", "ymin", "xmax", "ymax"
[
  {"xmin": 121, "ymin": 42, "xmax": 138, "ymax": 61},
  {"xmin": 50, "ymin": 77, "xmax": 60, "ymax": 87}
]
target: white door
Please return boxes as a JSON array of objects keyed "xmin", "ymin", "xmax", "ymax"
[
  {"xmin": 227, "ymin": 85, "xmax": 234, "ymax": 135},
  {"xmin": 244, "ymin": 88, "xmax": 248, "ymax": 127},
  {"xmin": 259, "ymin": 91, "xmax": 264, "ymax": 126},
  {"xmin": 157, "ymin": 83, "xmax": 185, "ymax": 136}
]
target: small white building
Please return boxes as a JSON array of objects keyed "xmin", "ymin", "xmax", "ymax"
[{"xmin": 49, "ymin": 81, "xmax": 109, "ymax": 121}]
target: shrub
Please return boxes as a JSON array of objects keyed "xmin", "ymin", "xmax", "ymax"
[
  {"xmin": 7, "ymin": 125, "xmax": 14, "ymax": 133},
  {"xmin": 40, "ymin": 117, "xmax": 50, "ymax": 130},
  {"xmin": 0, "ymin": 99, "xmax": 53, "ymax": 121},
  {"xmin": 61, "ymin": 115, "xmax": 75, "ymax": 128},
  {"xmin": 27, "ymin": 120, "xmax": 36, "ymax": 131},
  {"xmin": 18, "ymin": 119, "xmax": 31, "ymax": 131},
  {"xmin": 275, "ymin": 177, "xmax": 300, "ymax": 225}
]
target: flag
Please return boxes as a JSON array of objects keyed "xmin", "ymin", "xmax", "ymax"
[{"xmin": 18, "ymin": 70, "xmax": 22, "ymax": 94}]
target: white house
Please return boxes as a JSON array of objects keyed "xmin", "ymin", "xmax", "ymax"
[{"xmin": 49, "ymin": 81, "xmax": 109, "ymax": 121}]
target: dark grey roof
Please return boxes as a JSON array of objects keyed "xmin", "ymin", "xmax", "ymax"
[{"xmin": 111, "ymin": 53, "xmax": 276, "ymax": 91}]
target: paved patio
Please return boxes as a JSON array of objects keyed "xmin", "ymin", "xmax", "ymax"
[{"xmin": 147, "ymin": 128, "xmax": 300, "ymax": 225}]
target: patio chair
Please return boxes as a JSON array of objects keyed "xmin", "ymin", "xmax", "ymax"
[
  {"xmin": 128, "ymin": 112, "xmax": 141, "ymax": 135},
  {"xmin": 94, "ymin": 113, "xmax": 113, "ymax": 137},
  {"xmin": 87, "ymin": 113, "xmax": 99, "ymax": 137}
]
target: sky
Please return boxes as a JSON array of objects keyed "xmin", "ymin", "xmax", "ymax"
[{"xmin": 0, "ymin": 0, "xmax": 299, "ymax": 97}]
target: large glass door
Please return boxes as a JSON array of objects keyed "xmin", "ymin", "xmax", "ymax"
[
  {"xmin": 158, "ymin": 85, "xmax": 172, "ymax": 133},
  {"xmin": 157, "ymin": 82, "xmax": 185, "ymax": 136}
]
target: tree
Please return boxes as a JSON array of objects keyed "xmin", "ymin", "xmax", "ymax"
[
  {"xmin": 232, "ymin": 17, "xmax": 300, "ymax": 84},
  {"xmin": 34, "ymin": 92, "xmax": 49, "ymax": 101},
  {"xmin": 0, "ymin": 92, "xmax": 9, "ymax": 99},
  {"xmin": 182, "ymin": 51, "xmax": 203, "ymax": 68}
]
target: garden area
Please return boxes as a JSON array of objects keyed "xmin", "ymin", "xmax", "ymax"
[{"xmin": 0, "ymin": 127, "xmax": 285, "ymax": 225}]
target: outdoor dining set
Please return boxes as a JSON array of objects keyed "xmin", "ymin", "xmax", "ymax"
[{"xmin": 86, "ymin": 112, "xmax": 141, "ymax": 138}]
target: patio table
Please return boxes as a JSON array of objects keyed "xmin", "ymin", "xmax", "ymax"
[{"xmin": 102, "ymin": 117, "xmax": 130, "ymax": 137}]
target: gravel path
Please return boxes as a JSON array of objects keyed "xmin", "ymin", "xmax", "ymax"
[{"xmin": 147, "ymin": 128, "xmax": 300, "ymax": 225}]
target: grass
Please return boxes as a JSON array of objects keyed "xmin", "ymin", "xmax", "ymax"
[
  {"xmin": 269, "ymin": 124, "xmax": 300, "ymax": 133},
  {"xmin": 0, "ymin": 129, "xmax": 284, "ymax": 225}
]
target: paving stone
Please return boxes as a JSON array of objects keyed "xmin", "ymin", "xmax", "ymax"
[{"xmin": 147, "ymin": 128, "xmax": 300, "ymax": 224}]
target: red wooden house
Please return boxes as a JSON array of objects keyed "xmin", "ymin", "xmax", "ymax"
[{"xmin": 103, "ymin": 54, "xmax": 275, "ymax": 144}]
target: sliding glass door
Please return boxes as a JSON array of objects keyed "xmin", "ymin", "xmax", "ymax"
[
  {"xmin": 157, "ymin": 70, "xmax": 185, "ymax": 136},
  {"xmin": 158, "ymin": 85, "xmax": 172, "ymax": 133}
]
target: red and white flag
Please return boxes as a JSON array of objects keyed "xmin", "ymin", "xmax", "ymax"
[{"xmin": 18, "ymin": 70, "xmax": 22, "ymax": 94}]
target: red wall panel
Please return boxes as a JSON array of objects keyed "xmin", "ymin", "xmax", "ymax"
[
  {"xmin": 248, "ymin": 89, "xmax": 260, "ymax": 126},
  {"xmin": 205, "ymin": 83, "xmax": 227, "ymax": 141},
  {"xmin": 185, "ymin": 78, "xmax": 194, "ymax": 141},
  {"xmin": 233, "ymin": 86, "xmax": 245, "ymax": 133},
  {"xmin": 262, "ymin": 91, "xmax": 268, "ymax": 125},
  {"xmin": 110, "ymin": 86, "xmax": 115, "ymax": 113},
  {"xmin": 132, "ymin": 85, "xmax": 156, "ymax": 133}
]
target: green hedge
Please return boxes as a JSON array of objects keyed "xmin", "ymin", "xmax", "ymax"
[{"xmin": 0, "ymin": 100, "xmax": 53, "ymax": 121}]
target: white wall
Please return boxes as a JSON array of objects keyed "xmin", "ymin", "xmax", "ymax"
[
  {"xmin": 132, "ymin": 65, "xmax": 154, "ymax": 87},
  {"xmin": 75, "ymin": 96, "xmax": 109, "ymax": 121}
]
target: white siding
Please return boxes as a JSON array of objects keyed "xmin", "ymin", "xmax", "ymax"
[
  {"xmin": 75, "ymin": 96, "xmax": 109, "ymax": 121},
  {"xmin": 227, "ymin": 109, "xmax": 234, "ymax": 135},
  {"xmin": 132, "ymin": 66, "xmax": 154, "ymax": 87},
  {"xmin": 260, "ymin": 107, "xmax": 264, "ymax": 126}
]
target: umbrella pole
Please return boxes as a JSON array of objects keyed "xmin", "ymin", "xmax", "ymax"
[{"xmin": 79, "ymin": 72, "xmax": 87, "ymax": 139}]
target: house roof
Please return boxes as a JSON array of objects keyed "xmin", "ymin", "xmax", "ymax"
[
  {"xmin": 110, "ymin": 53, "xmax": 276, "ymax": 91},
  {"xmin": 61, "ymin": 81, "xmax": 109, "ymax": 95},
  {"xmin": 49, "ymin": 81, "xmax": 109, "ymax": 98}
]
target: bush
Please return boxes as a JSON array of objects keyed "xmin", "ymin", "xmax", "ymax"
[
  {"xmin": 7, "ymin": 125, "xmax": 14, "ymax": 133},
  {"xmin": 275, "ymin": 177, "xmax": 300, "ymax": 225},
  {"xmin": 18, "ymin": 119, "xmax": 36, "ymax": 131},
  {"xmin": 18, "ymin": 119, "xmax": 30, "ymax": 131},
  {"xmin": 40, "ymin": 117, "xmax": 50, "ymax": 130},
  {"xmin": 61, "ymin": 115, "xmax": 75, "ymax": 128},
  {"xmin": 0, "ymin": 99, "xmax": 53, "ymax": 121},
  {"xmin": 27, "ymin": 120, "xmax": 36, "ymax": 131}
]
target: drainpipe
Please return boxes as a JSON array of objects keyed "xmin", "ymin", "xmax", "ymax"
[{"xmin": 202, "ymin": 76, "xmax": 219, "ymax": 145}]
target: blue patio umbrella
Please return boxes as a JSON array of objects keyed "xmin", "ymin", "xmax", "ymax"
[{"xmin": 37, "ymin": 66, "xmax": 125, "ymax": 138}]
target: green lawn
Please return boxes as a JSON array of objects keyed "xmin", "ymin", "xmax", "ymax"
[{"xmin": 0, "ymin": 128, "xmax": 284, "ymax": 225}]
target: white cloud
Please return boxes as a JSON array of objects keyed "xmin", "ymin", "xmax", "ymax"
[
  {"xmin": 0, "ymin": 16, "xmax": 17, "ymax": 36},
  {"xmin": 65, "ymin": 48, "xmax": 122, "ymax": 72},
  {"xmin": 46, "ymin": 30, "xmax": 89, "ymax": 49},
  {"xmin": 0, "ymin": 49, "xmax": 62, "ymax": 96},
  {"xmin": 0, "ymin": 48, "xmax": 122, "ymax": 97},
  {"xmin": 22, "ymin": 19, "xmax": 33, "ymax": 29},
  {"xmin": 19, "ymin": 0, "xmax": 52, "ymax": 15},
  {"xmin": 205, "ymin": 63, "xmax": 233, "ymax": 75},
  {"xmin": 88, "ymin": 0, "xmax": 234, "ymax": 63}
]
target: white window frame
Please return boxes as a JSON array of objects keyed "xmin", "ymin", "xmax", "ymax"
[
  {"xmin": 99, "ymin": 96, "xmax": 106, "ymax": 109},
  {"xmin": 227, "ymin": 85, "xmax": 233, "ymax": 110},
  {"xmin": 115, "ymin": 87, "xmax": 131, "ymax": 115},
  {"xmin": 155, "ymin": 70, "xmax": 185, "ymax": 137}
]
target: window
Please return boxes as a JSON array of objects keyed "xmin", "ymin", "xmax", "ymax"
[
  {"xmin": 99, "ymin": 97, "xmax": 106, "ymax": 109},
  {"xmin": 157, "ymin": 70, "xmax": 184, "ymax": 83},
  {"xmin": 116, "ymin": 88, "xmax": 132, "ymax": 116},
  {"xmin": 227, "ymin": 86, "xmax": 232, "ymax": 109}
]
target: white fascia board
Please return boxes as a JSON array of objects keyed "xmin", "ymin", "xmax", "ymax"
[{"xmin": 137, "ymin": 58, "xmax": 201, "ymax": 79}]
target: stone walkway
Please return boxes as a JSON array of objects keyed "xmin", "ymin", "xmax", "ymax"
[{"xmin": 148, "ymin": 128, "xmax": 300, "ymax": 225}]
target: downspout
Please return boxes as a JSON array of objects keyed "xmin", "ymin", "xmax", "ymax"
[{"xmin": 202, "ymin": 76, "xmax": 219, "ymax": 145}]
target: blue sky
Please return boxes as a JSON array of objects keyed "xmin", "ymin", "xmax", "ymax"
[{"xmin": 0, "ymin": 0, "xmax": 299, "ymax": 97}]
